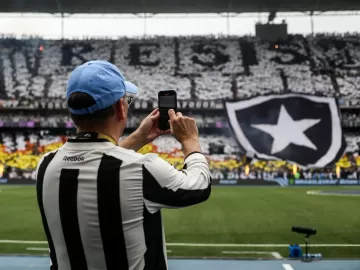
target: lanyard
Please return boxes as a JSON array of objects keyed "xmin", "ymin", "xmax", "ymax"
[{"xmin": 74, "ymin": 132, "xmax": 117, "ymax": 146}]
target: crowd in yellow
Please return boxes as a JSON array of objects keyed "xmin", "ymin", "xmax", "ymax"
[{"xmin": 0, "ymin": 137, "xmax": 358, "ymax": 177}]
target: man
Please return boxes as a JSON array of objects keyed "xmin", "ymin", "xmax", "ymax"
[{"xmin": 36, "ymin": 60, "xmax": 211, "ymax": 270}]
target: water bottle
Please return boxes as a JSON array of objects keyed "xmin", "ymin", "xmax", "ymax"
[
  {"xmin": 296, "ymin": 245, "xmax": 302, "ymax": 258},
  {"xmin": 289, "ymin": 244, "xmax": 300, "ymax": 258},
  {"xmin": 288, "ymin": 244, "xmax": 294, "ymax": 258},
  {"xmin": 315, "ymin": 253, "xmax": 322, "ymax": 259},
  {"xmin": 289, "ymin": 244, "xmax": 302, "ymax": 258}
]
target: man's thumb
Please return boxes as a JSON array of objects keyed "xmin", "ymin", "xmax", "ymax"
[
  {"xmin": 168, "ymin": 109, "xmax": 176, "ymax": 119},
  {"xmin": 150, "ymin": 111, "xmax": 160, "ymax": 121}
]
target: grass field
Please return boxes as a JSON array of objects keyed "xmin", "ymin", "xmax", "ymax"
[{"xmin": 0, "ymin": 185, "xmax": 359, "ymax": 259}]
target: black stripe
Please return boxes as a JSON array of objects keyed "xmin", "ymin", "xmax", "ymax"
[
  {"xmin": 143, "ymin": 166, "xmax": 211, "ymax": 207},
  {"xmin": 59, "ymin": 169, "xmax": 88, "ymax": 270},
  {"xmin": 36, "ymin": 152, "xmax": 58, "ymax": 270},
  {"xmin": 97, "ymin": 154, "xmax": 128, "ymax": 269},
  {"xmin": 143, "ymin": 206, "xmax": 167, "ymax": 270}
]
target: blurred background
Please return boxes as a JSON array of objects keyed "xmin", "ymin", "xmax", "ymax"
[{"xmin": 0, "ymin": 0, "xmax": 360, "ymax": 265}]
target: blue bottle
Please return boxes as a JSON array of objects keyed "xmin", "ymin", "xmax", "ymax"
[
  {"xmin": 288, "ymin": 244, "xmax": 294, "ymax": 258},
  {"xmin": 293, "ymin": 244, "xmax": 302, "ymax": 258},
  {"xmin": 289, "ymin": 244, "xmax": 302, "ymax": 258}
]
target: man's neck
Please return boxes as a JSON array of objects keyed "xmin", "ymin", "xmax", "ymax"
[{"xmin": 77, "ymin": 127, "xmax": 120, "ymax": 145}]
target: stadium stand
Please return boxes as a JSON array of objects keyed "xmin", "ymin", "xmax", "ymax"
[
  {"xmin": 1, "ymin": 34, "xmax": 360, "ymax": 182},
  {"xmin": 0, "ymin": 112, "xmax": 228, "ymax": 129},
  {"xmin": 0, "ymin": 130, "xmax": 359, "ymax": 181},
  {"xmin": 1, "ymin": 34, "xmax": 360, "ymax": 102},
  {"xmin": 2, "ymin": 112, "xmax": 360, "ymax": 129}
]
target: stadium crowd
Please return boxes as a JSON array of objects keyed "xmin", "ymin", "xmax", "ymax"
[
  {"xmin": 1, "ymin": 34, "xmax": 360, "ymax": 182},
  {"xmin": 1, "ymin": 131, "xmax": 360, "ymax": 182},
  {"xmin": 0, "ymin": 112, "xmax": 228, "ymax": 129},
  {"xmin": 0, "ymin": 34, "xmax": 360, "ymax": 102},
  {"xmin": 2, "ymin": 112, "xmax": 360, "ymax": 129}
]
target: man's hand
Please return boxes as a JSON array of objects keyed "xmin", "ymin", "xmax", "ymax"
[
  {"xmin": 118, "ymin": 108, "xmax": 170, "ymax": 152},
  {"xmin": 168, "ymin": 109, "xmax": 199, "ymax": 143},
  {"xmin": 168, "ymin": 109, "xmax": 201, "ymax": 157},
  {"xmin": 138, "ymin": 108, "xmax": 171, "ymax": 144}
]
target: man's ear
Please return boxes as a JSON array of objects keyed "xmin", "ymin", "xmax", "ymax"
[{"xmin": 115, "ymin": 98, "xmax": 126, "ymax": 120}]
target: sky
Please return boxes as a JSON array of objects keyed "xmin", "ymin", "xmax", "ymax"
[{"xmin": 0, "ymin": 12, "xmax": 360, "ymax": 39}]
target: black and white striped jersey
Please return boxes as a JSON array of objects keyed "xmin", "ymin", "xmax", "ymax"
[{"xmin": 35, "ymin": 136, "xmax": 211, "ymax": 270}]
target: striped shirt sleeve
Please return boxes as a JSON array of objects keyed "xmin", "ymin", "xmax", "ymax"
[
  {"xmin": 143, "ymin": 152, "xmax": 211, "ymax": 212},
  {"xmin": 35, "ymin": 150, "xmax": 59, "ymax": 270}
]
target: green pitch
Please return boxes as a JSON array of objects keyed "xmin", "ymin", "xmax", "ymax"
[{"xmin": 0, "ymin": 185, "xmax": 359, "ymax": 259}]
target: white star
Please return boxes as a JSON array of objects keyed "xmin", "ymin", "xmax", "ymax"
[{"xmin": 251, "ymin": 105, "xmax": 321, "ymax": 154}]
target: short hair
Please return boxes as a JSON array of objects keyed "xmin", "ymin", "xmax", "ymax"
[{"xmin": 68, "ymin": 92, "xmax": 116, "ymax": 127}]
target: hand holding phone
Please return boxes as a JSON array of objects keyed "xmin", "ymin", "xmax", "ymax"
[
  {"xmin": 167, "ymin": 109, "xmax": 201, "ymax": 156},
  {"xmin": 158, "ymin": 90, "xmax": 177, "ymax": 130},
  {"xmin": 168, "ymin": 109, "xmax": 199, "ymax": 142}
]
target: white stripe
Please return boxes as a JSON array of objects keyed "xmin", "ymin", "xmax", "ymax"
[
  {"xmin": 282, "ymin": 264, "xmax": 294, "ymax": 270},
  {"xmin": 222, "ymin": 251, "xmax": 283, "ymax": 259},
  {"xmin": 166, "ymin": 250, "xmax": 172, "ymax": 253},
  {"xmin": 77, "ymin": 159, "xmax": 107, "ymax": 270},
  {"xmin": 222, "ymin": 251, "xmax": 270, "ymax": 254},
  {"xmin": 307, "ymin": 190, "xmax": 360, "ymax": 197},
  {"xmin": 1, "ymin": 240, "xmax": 360, "ymax": 247},
  {"xmin": 0, "ymin": 240, "xmax": 47, "ymax": 244},
  {"xmin": 271, "ymin": 252, "xmax": 283, "ymax": 259},
  {"xmin": 166, "ymin": 243, "xmax": 360, "ymax": 247},
  {"xmin": 42, "ymin": 160, "xmax": 71, "ymax": 270},
  {"xmin": 26, "ymin": 247, "xmax": 49, "ymax": 251}
]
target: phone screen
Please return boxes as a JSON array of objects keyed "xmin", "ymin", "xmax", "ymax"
[
  {"xmin": 158, "ymin": 90, "xmax": 177, "ymax": 130},
  {"xmin": 159, "ymin": 95, "xmax": 177, "ymax": 108}
]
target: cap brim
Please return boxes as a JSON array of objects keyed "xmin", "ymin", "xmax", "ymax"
[{"xmin": 125, "ymin": 81, "xmax": 139, "ymax": 96}]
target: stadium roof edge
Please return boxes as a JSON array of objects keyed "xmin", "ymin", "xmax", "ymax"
[{"xmin": 2, "ymin": 0, "xmax": 360, "ymax": 14}]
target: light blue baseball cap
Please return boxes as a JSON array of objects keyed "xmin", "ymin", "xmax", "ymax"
[{"xmin": 66, "ymin": 60, "xmax": 138, "ymax": 115}]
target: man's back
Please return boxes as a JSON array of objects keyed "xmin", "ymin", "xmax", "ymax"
[
  {"xmin": 37, "ymin": 60, "xmax": 211, "ymax": 270},
  {"xmin": 37, "ymin": 136, "xmax": 211, "ymax": 270}
]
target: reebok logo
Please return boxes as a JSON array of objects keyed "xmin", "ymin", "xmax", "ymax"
[{"xmin": 63, "ymin": 156, "xmax": 85, "ymax": 162}]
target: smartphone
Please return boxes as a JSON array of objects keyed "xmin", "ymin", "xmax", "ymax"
[{"xmin": 158, "ymin": 90, "xmax": 177, "ymax": 130}]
